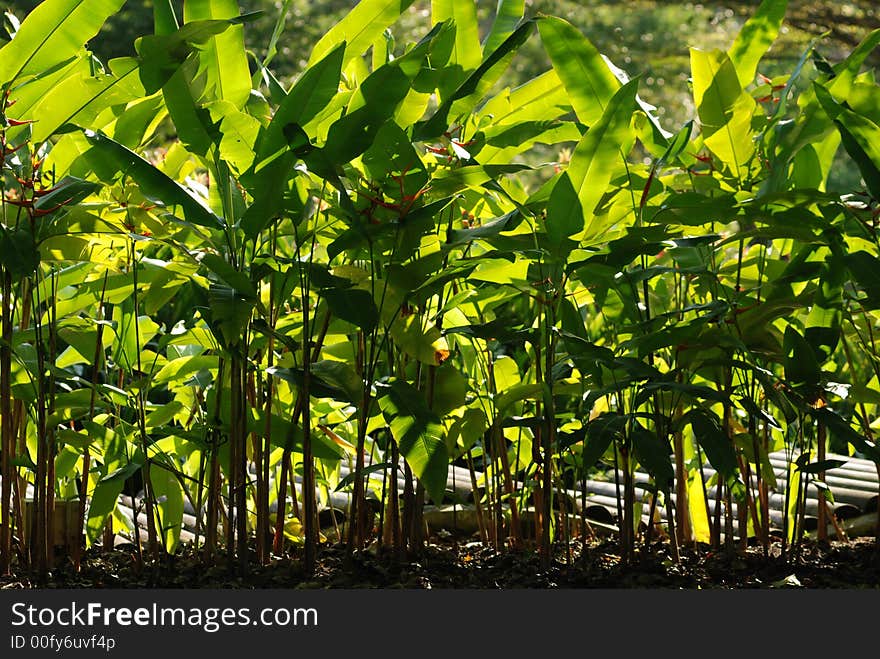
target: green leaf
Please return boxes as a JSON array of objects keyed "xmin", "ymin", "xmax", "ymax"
[
  {"xmin": 183, "ymin": 0, "xmax": 251, "ymax": 109},
  {"xmin": 206, "ymin": 283, "xmax": 254, "ymax": 349},
  {"xmin": 153, "ymin": 0, "xmax": 178, "ymax": 35},
  {"xmin": 158, "ymin": 59, "xmax": 214, "ymax": 155},
  {"xmin": 494, "ymin": 382, "xmax": 545, "ymax": 412},
  {"xmin": 538, "ymin": 16, "xmax": 620, "ymax": 127},
  {"xmin": 690, "ymin": 48, "xmax": 757, "ymax": 176},
  {"xmin": 309, "ymin": 0, "xmax": 416, "ymax": 68},
  {"xmin": 153, "ymin": 355, "xmax": 219, "ymax": 387},
  {"xmin": 252, "ymin": 43, "xmax": 345, "ymax": 168},
  {"xmin": 389, "ymin": 314, "xmax": 450, "ymax": 366},
  {"xmin": 656, "ymin": 120, "xmax": 693, "ymax": 168},
  {"xmin": 28, "ymin": 57, "xmax": 144, "ymax": 143},
  {"xmin": 322, "ymin": 59, "xmax": 416, "ymax": 165},
  {"xmin": 246, "ymin": 409, "xmax": 342, "ymax": 459},
  {"xmin": 361, "ymin": 121, "xmax": 428, "ymax": 199},
  {"xmin": 432, "ymin": 364, "xmax": 468, "ymax": 416},
  {"xmin": 447, "ymin": 408, "xmax": 488, "ymax": 454},
  {"xmin": 813, "ymin": 83, "xmax": 880, "ymax": 199},
  {"xmin": 651, "ymin": 192, "xmax": 737, "ymax": 226},
  {"xmin": 86, "ymin": 477, "xmax": 124, "ymax": 546},
  {"xmin": 135, "ymin": 19, "xmax": 237, "ymax": 94},
  {"xmin": 416, "ymin": 19, "xmax": 534, "ymax": 140},
  {"xmin": 445, "ymin": 210, "xmax": 522, "ymax": 246},
  {"xmin": 240, "ymin": 152, "xmax": 303, "ymax": 240},
  {"xmin": 0, "ymin": 227, "xmax": 40, "ymax": 280},
  {"xmin": 144, "ymin": 401, "xmax": 184, "ymax": 429},
  {"xmin": 470, "ymin": 258, "xmax": 528, "ymax": 285},
  {"xmin": 208, "ymin": 101, "xmax": 260, "ymax": 175},
  {"xmin": 432, "ymin": 0, "xmax": 481, "ymax": 97},
  {"xmin": 546, "ymin": 78, "xmax": 638, "ymax": 248},
  {"xmin": 150, "ymin": 462, "xmax": 185, "ymax": 552},
  {"xmin": 846, "ymin": 251, "xmax": 880, "ymax": 309},
  {"xmin": 728, "ymin": 0, "xmax": 788, "ymax": 87},
  {"xmin": 335, "ymin": 462, "xmax": 394, "ymax": 492},
  {"xmin": 583, "ymin": 413, "xmax": 625, "ymax": 466},
  {"xmin": 57, "ymin": 316, "xmax": 112, "ymax": 367},
  {"xmin": 86, "ymin": 428, "xmax": 138, "ymax": 546},
  {"xmin": 376, "ymin": 379, "xmax": 449, "ymax": 503},
  {"xmin": 108, "ymin": 92, "xmax": 165, "ymax": 144},
  {"xmin": 3, "ymin": 56, "xmax": 88, "ymax": 140},
  {"xmin": 111, "ymin": 301, "xmax": 160, "ymax": 373},
  {"xmin": 81, "ymin": 129, "xmax": 224, "ymax": 229},
  {"xmin": 320, "ymin": 287, "xmax": 379, "ymax": 333},
  {"xmin": 268, "ymin": 360, "xmax": 362, "ymax": 404},
  {"xmin": 798, "ymin": 459, "xmax": 847, "ymax": 474},
  {"xmin": 783, "ymin": 326, "xmax": 822, "ymax": 386},
  {"xmin": 476, "ymin": 68, "xmax": 569, "ymax": 131},
  {"xmin": 826, "ymin": 28, "xmax": 880, "ymax": 97},
  {"xmin": 483, "ymin": 0, "xmax": 524, "ymax": 55},
  {"xmin": 33, "ymin": 176, "xmax": 99, "ymax": 212},
  {"xmin": 631, "ymin": 427, "xmax": 674, "ymax": 493},
  {"xmin": 428, "ymin": 165, "xmax": 493, "ymax": 197},
  {"xmin": 476, "ymin": 119, "xmax": 582, "ymax": 165},
  {"xmin": 812, "ymin": 408, "xmax": 880, "ymax": 463},
  {"xmin": 199, "ymin": 253, "xmax": 257, "ymax": 300},
  {"xmin": 635, "ymin": 381, "xmax": 728, "ymax": 407},
  {"xmin": 311, "ymin": 360, "xmax": 363, "ymax": 403},
  {"xmin": 688, "ymin": 408, "xmax": 738, "ymax": 480},
  {"xmin": 0, "ymin": 0, "xmax": 126, "ymax": 85}
]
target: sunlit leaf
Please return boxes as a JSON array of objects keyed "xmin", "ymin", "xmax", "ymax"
[
  {"xmin": 0, "ymin": 0, "xmax": 125, "ymax": 85},
  {"xmin": 690, "ymin": 48, "xmax": 757, "ymax": 177},
  {"xmin": 81, "ymin": 129, "xmax": 224, "ymax": 229},
  {"xmin": 538, "ymin": 16, "xmax": 619, "ymax": 127},
  {"xmin": 309, "ymin": 0, "xmax": 416, "ymax": 68},
  {"xmin": 183, "ymin": 0, "xmax": 251, "ymax": 109},
  {"xmin": 546, "ymin": 78, "xmax": 638, "ymax": 247},
  {"xmin": 728, "ymin": 0, "xmax": 787, "ymax": 87}
]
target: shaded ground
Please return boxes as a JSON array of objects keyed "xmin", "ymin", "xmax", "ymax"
[{"xmin": 3, "ymin": 536, "xmax": 880, "ymax": 589}]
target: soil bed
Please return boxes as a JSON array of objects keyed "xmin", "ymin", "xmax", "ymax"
[{"xmin": 3, "ymin": 537, "xmax": 880, "ymax": 589}]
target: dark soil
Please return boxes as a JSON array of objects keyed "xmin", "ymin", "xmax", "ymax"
[{"xmin": 4, "ymin": 536, "xmax": 880, "ymax": 589}]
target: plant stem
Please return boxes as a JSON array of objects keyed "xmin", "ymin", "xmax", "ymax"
[
  {"xmin": 76, "ymin": 269, "xmax": 110, "ymax": 568},
  {"xmin": 130, "ymin": 243, "xmax": 159, "ymax": 564},
  {"xmin": 0, "ymin": 269, "xmax": 11, "ymax": 574},
  {"xmin": 205, "ymin": 359, "xmax": 224, "ymax": 561},
  {"xmin": 816, "ymin": 419, "xmax": 827, "ymax": 542}
]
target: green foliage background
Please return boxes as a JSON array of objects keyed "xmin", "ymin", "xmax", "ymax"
[
  {"xmin": 1, "ymin": 0, "xmax": 880, "ymax": 576},
  {"xmin": 6, "ymin": 0, "xmax": 874, "ymax": 189}
]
